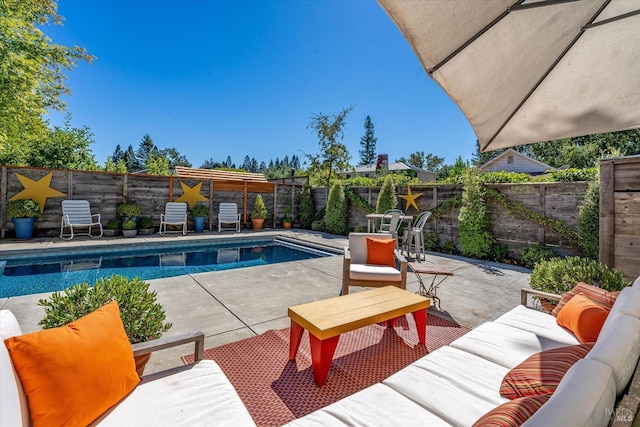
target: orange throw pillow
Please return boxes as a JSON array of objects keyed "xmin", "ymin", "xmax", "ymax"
[
  {"xmin": 551, "ymin": 282, "xmax": 619, "ymax": 317},
  {"xmin": 366, "ymin": 237, "xmax": 396, "ymax": 267},
  {"xmin": 4, "ymin": 301, "xmax": 140, "ymax": 426},
  {"xmin": 556, "ymin": 293, "xmax": 610, "ymax": 343}
]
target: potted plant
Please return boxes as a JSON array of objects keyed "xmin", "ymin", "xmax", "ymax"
[
  {"xmin": 282, "ymin": 205, "xmax": 292, "ymax": 229},
  {"xmin": 251, "ymin": 195, "xmax": 267, "ymax": 230},
  {"xmin": 117, "ymin": 201, "xmax": 142, "ymax": 224},
  {"xmin": 122, "ymin": 219, "xmax": 137, "ymax": 237},
  {"xmin": 38, "ymin": 275, "xmax": 172, "ymax": 376},
  {"xmin": 104, "ymin": 219, "xmax": 121, "ymax": 237},
  {"xmin": 6, "ymin": 199, "xmax": 41, "ymax": 239},
  {"xmin": 137, "ymin": 217, "xmax": 155, "ymax": 235},
  {"xmin": 190, "ymin": 204, "xmax": 209, "ymax": 232}
]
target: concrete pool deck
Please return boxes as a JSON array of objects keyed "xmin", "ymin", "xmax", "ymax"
[{"xmin": 0, "ymin": 229, "xmax": 532, "ymax": 374}]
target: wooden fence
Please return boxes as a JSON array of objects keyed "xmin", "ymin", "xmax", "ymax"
[
  {"xmin": 311, "ymin": 182, "xmax": 588, "ymax": 260},
  {"xmin": 600, "ymin": 155, "xmax": 640, "ymax": 281},
  {"xmin": 0, "ymin": 166, "xmax": 302, "ymax": 237}
]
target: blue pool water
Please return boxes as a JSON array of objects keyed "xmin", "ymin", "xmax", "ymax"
[{"xmin": 0, "ymin": 239, "xmax": 334, "ymax": 298}]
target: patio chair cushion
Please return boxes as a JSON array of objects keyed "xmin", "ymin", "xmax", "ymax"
[
  {"xmin": 348, "ymin": 233, "xmax": 395, "ymax": 265},
  {"xmin": 586, "ymin": 314, "xmax": 640, "ymax": 395},
  {"xmin": 365, "ymin": 237, "xmax": 396, "ymax": 267},
  {"xmin": 606, "ymin": 285, "xmax": 640, "ymax": 319},
  {"xmin": 499, "ymin": 343, "xmax": 594, "ymax": 399},
  {"xmin": 472, "ymin": 394, "xmax": 551, "ymax": 427},
  {"xmin": 349, "ymin": 264, "xmax": 402, "ymax": 282},
  {"xmin": 551, "ymin": 282, "xmax": 619, "ymax": 317},
  {"xmin": 556, "ymin": 293, "xmax": 610, "ymax": 343},
  {"xmin": 4, "ymin": 302, "xmax": 140, "ymax": 427}
]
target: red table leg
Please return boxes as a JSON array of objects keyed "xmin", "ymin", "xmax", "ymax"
[
  {"xmin": 289, "ymin": 320, "xmax": 304, "ymax": 360},
  {"xmin": 411, "ymin": 308, "xmax": 427, "ymax": 344},
  {"xmin": 309, "ymin": 334, "xmax": 340, "ymax": 386}
]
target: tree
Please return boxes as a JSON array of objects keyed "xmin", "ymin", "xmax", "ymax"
[
  {"xmin": 136, "ymin": 134, "xmax": 158, "ymax": 169},
  {"xmin": 324, "ymin": 182, "xmax": 348, "ymax": 235},
  {"xmin": 104, "ymin": 157, "xmax": 127, "ymax": 173},
  {"xmin": 298, "ymin": 182, "xmax": 314, "ymax": 229},
  {"xmin": 145, "ymin": 154, "xmax": 170, "ymax": 176},
  {"xmin": 471, "ymin": 141, "xmax": 504, "ymax": 166},
  {"xmin": 159, "ymin": 147, "xmax": 191, "ymax": 169},
  {"xmin": 200, "ymin": 158, "xmax": 221, "ymax": 169},
  {"xmin": 26, "ymin": 114, "xmax": 99, "ymax": 170},
  {"xmin": 123, "ymin": 145, "xmax": 138, "ymax": 171},
  {"xmin": 112, "ymin": 145, "xmax": 124, "ymax": 164},
  {"xmin": 0, "ymin": 0, "xmax": 93, "ymax": 155},
  {"xmin": 358, "ymin": 116, "xmax": 377, "ymax": 166},
  {"xmin": 376, "ymin": 175, "xmax": 398, "ymax": 213},
  {"xmin": 306, "ymin": 106, "xmax": 354, "ymax": 187}
]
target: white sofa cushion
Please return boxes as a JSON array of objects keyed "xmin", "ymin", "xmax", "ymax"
[
  {"xmin": 0, "ymin": 310, "xmax": 29, "ymax": 427},
  {"xmin": 609, "ymin": 286, "xmax": 640, "ymax": 319},
  {"xmin": 285, "ymin": 383, "xmax": 451, "ymax": 426},
  {"xmin": 522, "ymin": 358, "xmax": 616, "ymax": 427},
  {"xmin": 494, "ymin": 305, "xmax": 582, "ymax": 344},
  {"xmin": 449, "ymin": 321, "xmax": 578, "ymax": 369},
  {"xmin": 349, "ymin": 264, "xmax": 402, "ymax": 281},
  {"xmin": 91, "ymin": 360, "xmax": 255, "ymax": 426},
  {"xmin": 587, "ymin": 314, "xmax": 640, "ymax": 395},
  {"xmin": 383, "ymin": 346, "xmax": 510, "ymax": 426}
]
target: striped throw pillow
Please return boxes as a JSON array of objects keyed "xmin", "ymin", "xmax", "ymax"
[
  {"xmin": 500, "ymin": 343, "xmax": 595, "ymax": 399},
  {"xmin": 551, "ymin": 282, "xmax": 620, "ymax": 317},
  {"xmin": 473, "ymin": 395, "xmax": 551, "ymax": 427}
]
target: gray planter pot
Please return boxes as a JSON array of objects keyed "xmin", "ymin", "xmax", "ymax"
[
  {"xmin": 103, "ymin": 229, "xmax": 121, "ymax": 237},
  {"xmin": 122, "ymin": 229, "xmax": 137, "ymax": 238}
]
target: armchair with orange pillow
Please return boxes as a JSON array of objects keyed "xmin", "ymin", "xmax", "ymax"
[{"xmin": 342, "ymin": 233, "xmax": 407, "ymax": 295}]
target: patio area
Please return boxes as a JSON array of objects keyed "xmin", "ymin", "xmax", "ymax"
[{"xmin": 0, "ymin": 229, "xmax": 532, "ymax": 375}]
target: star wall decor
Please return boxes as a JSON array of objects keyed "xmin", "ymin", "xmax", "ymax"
[
  {"xmin": 399, "ymin": 186, "xmax": 423, "ymax": 212},
  {"xmin": 174, "ymin": 181, "xmax": 208, "ymax": 208},
  {"xmin": 10, "ymin": 172, "xmax": 66, "ymax": 213}
]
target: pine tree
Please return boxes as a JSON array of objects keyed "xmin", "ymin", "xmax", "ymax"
[
  {"xmin": 358, "ymin": 115, "xmax": 377, "ymax": 166},
  {"xmin": 136, "ymin": 134, "xmax": 157, "ymax": 169},
  {"xmin": 376, "ymin": 175, "xmax": 397, "ymax": 213},
  {"xmin": 123, "ymin": 145, "xmax": 138, "ymax": 172}
]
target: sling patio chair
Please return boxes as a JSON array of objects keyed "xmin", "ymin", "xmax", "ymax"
[
  {"xmin": 341, "ymin": 232, "xmax": 407, "ymax": 296},
  {"xmin": 402, "ymin": 211, "xmax": 432, "ymax": 262},
  {"xmin": 60, "ymin": 200, "xmax": 103, "ymax": 240},
  {"xmin": 159, "ymin": 202, "xmax": 188, "ymax": 235},
  {"xmin": 218, "ymin": 203, "xmax": 241, "ymax": 233}
]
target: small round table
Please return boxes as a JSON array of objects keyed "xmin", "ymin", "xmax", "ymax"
[{"xmin": 408, "ymin": 262, "xmax": 453, "ymax": 310}]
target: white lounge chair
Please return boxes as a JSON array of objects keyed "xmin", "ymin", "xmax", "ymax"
[
  {"xmin": 60, "ymin": 200, "xmax": 103, "ymax": 240},
  {"xmin": 159, "ymin": 202, "xmax": 187, "ymax": 235},
  {"xmin": 218, "ymin": 203, "xmax": 241, "ymax": 233}
]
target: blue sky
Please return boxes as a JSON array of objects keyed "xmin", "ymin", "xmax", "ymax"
[{"xmin": 45, "ymin": 0, "xmax": 478, "ymax": 169}]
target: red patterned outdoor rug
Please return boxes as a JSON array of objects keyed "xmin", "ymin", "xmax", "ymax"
[{"xmin": 183, "ymin": 313, "xmax": 468, "ymax": 426}]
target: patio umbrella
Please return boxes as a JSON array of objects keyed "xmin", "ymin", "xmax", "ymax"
[{"xmin": 377, "ymin": 0, "xmax": 640, "ymax": 152}]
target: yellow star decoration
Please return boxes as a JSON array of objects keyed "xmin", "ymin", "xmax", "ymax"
[
  {"xmin": 10, "ymin": 172, "xmax": 66, "ymax": 213},
  {"xmin": 399, "ymin": 186, "xmax": 423, "ymax": 212},
  {"xmin": 175, "ymin": 181, "xmax": 208, "ymax": 208}
]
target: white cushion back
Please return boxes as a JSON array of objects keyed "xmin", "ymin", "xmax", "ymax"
[
  {"xmin": 522, "ymin": 358, "xmax": 615, "ymax": 427},
  {"xmin": 348, "ymin": 233, "xmax": 394, "ymax": 265},
  {"xmin": 633, "ymin": 276, "xmax": 640, "ymax": 288},
  {"xmin": 0, "ymin": 310, "xmax": 30, "ymax": 427},
  {"xmin": 609, "ymin": 286, "xmax": 640, "ymax": 319},
  {"xmin": 587, "ymin": 314, "xmax": 640, "ymax": 395}
]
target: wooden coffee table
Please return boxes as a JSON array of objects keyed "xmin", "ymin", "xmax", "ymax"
[{"xmin": 288, "ymin": 286, "xmax": 430, "ymax": 386}]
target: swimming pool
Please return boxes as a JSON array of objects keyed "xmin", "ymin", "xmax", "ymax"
[{"xmin": 0, "ymin": 238, "xmax": 337, "ymax": 298}]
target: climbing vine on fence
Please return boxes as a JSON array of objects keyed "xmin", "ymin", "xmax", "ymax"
[{"xmin": 344, "ymin": 186, "xmax": 374, "ymax": 214}]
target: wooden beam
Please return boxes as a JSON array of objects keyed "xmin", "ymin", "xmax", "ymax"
[{"xmin": 600, "ymin": 161, "xmax": 615, "ymax": 267}]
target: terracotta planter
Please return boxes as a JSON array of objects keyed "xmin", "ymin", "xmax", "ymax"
[
  {"xmin": 134, "ymin": 353, "xmax": 151, "ymax": 377},
  {"xmin": 251, "ymin": 218, "xmax": 265, "ymax": 230},
  {"xmin": 283, "ymin": 222, "xmax": 292, "ymax": 230}
]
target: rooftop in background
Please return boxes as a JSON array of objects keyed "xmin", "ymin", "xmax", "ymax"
[
  {"xmin": 174, "ymin": 167, "xmax": 268, "ymax": 183},
  {"xmin": 342, "ymin": 161, "xmax": 436, "ymax": 182},
  {"xmin": 478, "ymin": 148, "xmax": 555, "ymax": 175}
]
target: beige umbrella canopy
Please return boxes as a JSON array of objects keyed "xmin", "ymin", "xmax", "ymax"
[{"xmin": 377, "ymin": 0, "xmax": 640, "ymax": 152}]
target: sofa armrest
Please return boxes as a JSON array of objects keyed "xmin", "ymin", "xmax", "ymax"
[
  {"xmin": 132, "ymin": 331, "xmax": 205, "ymax": 363},
  {"xmin": 394, "ymin": 249, "xmax": 408, "ymax": 289},
  {"xmin": 520, "ymin": 288, "xmax": 562, "ymax": 306}
]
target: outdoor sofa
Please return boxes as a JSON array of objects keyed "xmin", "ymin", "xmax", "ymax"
[
  {"xmin": 288, "ymin": 278, "xmax": 640, "ymax": 426},
  {"xmin": 0, "ymin": 307, "xmax": 255, "ymax": 427}
]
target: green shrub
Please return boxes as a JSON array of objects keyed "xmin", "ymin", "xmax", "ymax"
[
  {"xmin": 354, "ymin": 225, "xmax": 367, "ymax": 233},
  {"xmin": 530, "ymin": 256, "xmax": 629, "ymax": 295},
  {"xmin": 549, "ymin": 167, "xmax": 598, "ymax": 182},
  {"xmin": 324, "ymin": 182, "xmax": 348, "ymax": 235},
  {"xmin": 311, "ymin": 219, "xmax": 325, "ymax": 232},
  {"xmin": 106, "ymin": 219, "xmax": 120, "ymax": 230},
  {"xmin": 38, "ymin": 275, "xmax": 172, "ymax": 344},
  {"xmin": 251, "ymin": 195, "xmax": 267, "ymax": 219},
  {"xmin": 6, "ymin": 199, "xmax": 41, "ymax": 218},
  {"xmin": 191, "ymin": 204, "xmax": 210, "ymax": 217},
  {"xmin": 490, "ymin": 243, "xmax": 509, "ymax": 262},
  {"xmin": 138, "ymin": 217, "xmax": 153, "ymax": 229},
  {"xmin": 578, "ymin": 181, "xmax": 599, "ymax": 260},
  {"xmin": 298, "ymin": 183, "xmax": 314, "ymax": 228},
  {"xmin": 458, "ymin": 170, "xmax": 497, "ymax": 258},
  {"xmin": 423, "ymin": 231, "xmax": 439, "ymax": 251},
  {"xmin": 481, "ymin": 171, "xmax": 533, "ymax": 183},
  {"xmin": 376, "ymin": 175, "xmax": 397, "ymax": 213},
  {"xmin": 117, "ymin": 201, "xmax": 142, "ymax": 217},
  {"xmin": 314, "ymin": 206, "xmax": 326, "ymax": 221},
  {"xmin": 122, "ymin": 219, "xmax": 136, "ymax": 230},
  {"xmin": 442, "ymin": 240, "xmax": 457, "ymax": 254},
  {"xmin": 520, "ymin": 244, "xmax": 558, "ymax": 269}
]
